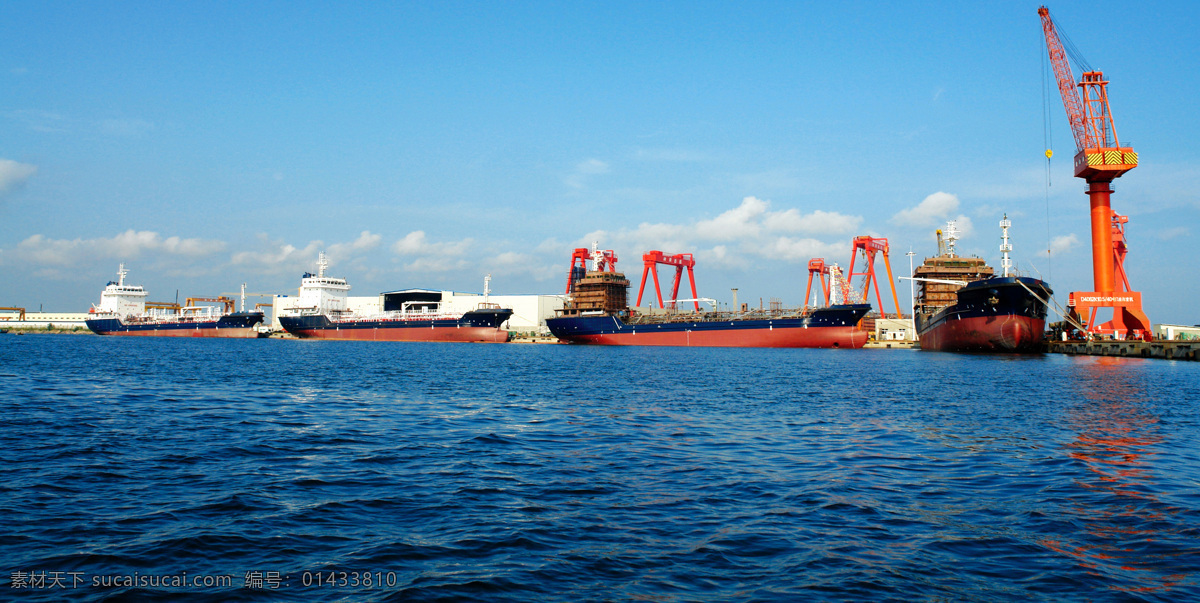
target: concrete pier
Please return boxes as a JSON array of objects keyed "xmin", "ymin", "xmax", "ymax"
[{"xmin": 1048, "ymin": 339, "xmax": 1198, "ymax": 361}]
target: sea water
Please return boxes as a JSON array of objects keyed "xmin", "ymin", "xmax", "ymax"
[{"xmin": 2, "ymin": 334, "xmax": 1199, "ymax": 601}]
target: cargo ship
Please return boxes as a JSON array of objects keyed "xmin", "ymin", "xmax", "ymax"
[
  {"xmin": 277, "ymin": 253, "xmax": 512, "ymax": 342},
  {"xmin": 85, "ymin": 265, "xmax": 265, "ymax": 337},
  {"xmin": 546, "ymin": 245, "xmax": 871, "ymax": 347},
  {"xmin": 912, "ymin": 217, "xmax": 1052, "ymax": 353}
]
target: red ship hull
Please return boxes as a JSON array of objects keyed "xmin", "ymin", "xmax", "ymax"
[
  {"xmin": 919, "ymin": 314, "xmax": 1046, "ymax": 353},
  {"xmin": 564, "ymin": 325, "xmax": 868, "ymax": 348},
  {"xmin": 287, "ymin": 326, "xmax": 509, "ymax": 343}
]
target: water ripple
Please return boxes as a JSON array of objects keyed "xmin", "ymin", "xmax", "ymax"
[{"xmin": 2, "ymin": 337, "xmax": 1199, "ymax": 601}]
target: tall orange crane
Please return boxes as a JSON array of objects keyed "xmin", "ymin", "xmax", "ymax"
[{"xmin": 1039, "ymin": 6, "xmax": 1151, "ymax": 340}]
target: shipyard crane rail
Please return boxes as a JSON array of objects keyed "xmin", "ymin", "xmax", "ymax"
[{"xmin": 1038, "ymin": 5, "xmax": 1151, "ymax": 340}]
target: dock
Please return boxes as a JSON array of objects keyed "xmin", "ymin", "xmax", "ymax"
[{"xmin": 1047, "ymin": 339, "xmax": 1197, "ymax": 361}]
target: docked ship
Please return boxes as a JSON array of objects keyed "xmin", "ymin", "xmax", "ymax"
[
  {"xmin": 546, "ymin": 245, "xmax": 871, "ymax": 347},
  {"xmin": 277, "ymin": 253, "xmax": 512, "ymax": 342},
  {"xmin": 912, "ymin": 217, "xmax": 1052, "ymax": 352},
  {"xmin": 85, "ymin": 265, "xmax": 265, "ymax": 337}
]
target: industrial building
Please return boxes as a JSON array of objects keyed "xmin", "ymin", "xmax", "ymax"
[
  {"xmin": 271, "ymin": 289, "xmax": 563, "ymax": 335},
  {"xmin": 0, "ymin": 310, "xmax": 89, "ymax": 330}
]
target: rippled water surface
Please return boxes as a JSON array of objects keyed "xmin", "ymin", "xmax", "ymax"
[{"xmin": 3, "ymin": 334, "xmax": 1200, "ymax": 601}]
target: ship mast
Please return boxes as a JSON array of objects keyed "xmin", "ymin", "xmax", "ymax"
[
  {"xmin": 999, "ymin": 214, "xmax": 1013, "ymax": 278},
  {"xmin": 943, "ymin": 221, "xmax": 960, "ymax": 257}
]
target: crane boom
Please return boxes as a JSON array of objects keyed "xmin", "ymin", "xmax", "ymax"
[
  {"xmin": 1038, "ymin": 6, "xmax": 1136, "ymax": 180},
  {"xmin": 1038, "ymin": 7, "xmax": 1088, "ymax": 151}
]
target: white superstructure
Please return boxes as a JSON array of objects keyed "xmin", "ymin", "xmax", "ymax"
[
  {"xmin": 92, "ymin": 264, "xmax": 148, "ymax": 317},
  {"xmin": 269, "ymin": 259, "xmax": 563, "ymax": 333},
  {"xmin": 289, "ymin": 252, "xmax": 351, "ymax": 315}
]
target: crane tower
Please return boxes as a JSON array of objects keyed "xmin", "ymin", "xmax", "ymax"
[{"xmin": 1038, "ymin": 6, "xmax": 1151, "ymax": 340}]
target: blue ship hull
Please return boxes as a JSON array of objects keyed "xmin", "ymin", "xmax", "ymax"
[
  {"xmin": 279, "ymin": 308, "xmax": 513, "ymax": 342},
  {"xmin": 86, "ymin": 312, "xmax": 265, "ymax": 337}
]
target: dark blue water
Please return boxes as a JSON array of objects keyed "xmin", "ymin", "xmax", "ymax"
[{"xmin": 3, "ymin": 335, "xmax": 1199, "ymax": 601}]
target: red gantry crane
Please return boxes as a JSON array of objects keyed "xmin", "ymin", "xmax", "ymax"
[
  {"xmin": 846, "ymin": 236, "xmax": 902, "ymax": 319},
  {"xmin": 635, "ymin": 250, "xmax": 700, "ymax": 311},
  {"xmin": 805, "ymin": 258, "xmax": 831, "ymax": 307},
  {"xmin": 564, "ymin": 244, "xmax": 618, "ymax": 296},
  {"xmin": 1039, "ymin": 6, "xmax": 1151, "ymax": 340}
]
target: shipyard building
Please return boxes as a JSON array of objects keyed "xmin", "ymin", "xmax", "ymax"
[{"xmin": 270, "ymin": 289, "xmax": 562, "ymax": 335}]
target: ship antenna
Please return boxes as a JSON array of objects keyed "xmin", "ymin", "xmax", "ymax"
[
  {"xmin": 590, "ymin": 240, "xmax": 603, "ymax": 271},
  {"xmin": 317, "ymin": 252, "xmax": 328, "ymax": 278},
  {"xmin": 944, "ymin": 221, "xmax": 959, "ymax": 257},
  {"xmin": 999, "ymin": 213, "xmax": 1013, "ymax": 278},
  {"xmin": 484, "ymin": 273, "xmax": 491, "ymax": 304},
  {"xmin": 118, "ymin": 263, "xmax": 127, "ymax": 286}
]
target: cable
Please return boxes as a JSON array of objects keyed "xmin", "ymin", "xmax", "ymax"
[{"xmin": 1040, "ymin": 32, "xmax": 1054, "ymax": 283}]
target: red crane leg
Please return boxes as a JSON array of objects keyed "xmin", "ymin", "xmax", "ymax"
[
  {"xmin": 636, "ymin": 263, "xmax": 652, "ymax": 307},
  {"xmin": 652, "ymin": 267, "xmax": 665, "ymax": 309},
  {"xmin": 1088, "ymin": 181, "xmax": 1117, "ymax": 293},
  {"xmin": 881, "ymin": 253, "xmax": 901, "ymax": 318},
  {"xmin": 670, "ymin": 266, "xmax": 683, "ymax": 308},
  {"xmin": 687, "ymin": 266, "xmax": 699, "ymax": 311}
]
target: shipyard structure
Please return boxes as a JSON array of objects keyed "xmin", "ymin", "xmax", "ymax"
[{"xmin": 271, "ymin": 254, "xmax": 562, "ymax": 339}]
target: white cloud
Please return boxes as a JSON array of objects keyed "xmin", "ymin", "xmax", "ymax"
[
  {"xmin": 576, "ymin": 196, "xmax": 861, "ymax": 268},
  {"xmin": 892, "ymin": 191, "xmax": 960, "ymax": 227},
  {"xmin": 0, "ymin": 159, "xmax": 37, "ymax": 195},
  {"xmin": 695, "ymin": 196, "xmax": 768, "ymax": 240},
  {"xmin": 391, "ymin": 230, "xmax": 474, "ymax": 272},
  {"xmin": 564, "ymin": 158, "xmax": 610, "ymax": 188},
  {"xmin": 766, "ymin": 208, "xmax": 863, "ymax": 235},
  {"xmin": 576, "ymin": 158, "xmax": 609, "ymax": 174},
  {"xmin": 13, "ymin": 230, "xmax": 226, "ymax": 266},
  {"xmin": 4, "ymin": 109, "xmax": 68, "ymax": 133},
  {"xmin": 338, "ymin": 230, "xmax": 382, "ymax": 252},
  {"xmin": 231, "ymin": 231, "xmax": 382, "ymax": 276},
  {"xmin": 1158, "ymin": 226, "xmax": 1190, "ymax": 240},
  {"xmin": 1044, "ymin": 233, "xmax": 1080, "ymax": 257}
]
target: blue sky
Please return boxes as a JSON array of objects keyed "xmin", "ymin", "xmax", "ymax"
[{"xmin": 3, "ymin": 1, "xmax": 1198, "ymax": 323}]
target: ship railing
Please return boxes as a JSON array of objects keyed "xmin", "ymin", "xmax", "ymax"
[
  {"xmin": 330, "ymin": 310, "xmax": 467, "ymax": 324},
  {"xmin": 626, "ymin": 307, "xmax": 813, "ymax": 325}
]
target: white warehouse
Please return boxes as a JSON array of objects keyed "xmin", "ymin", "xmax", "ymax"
[{"xmin": 271, "ymin": 289, "xmax": 563, "ymax": 335}]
